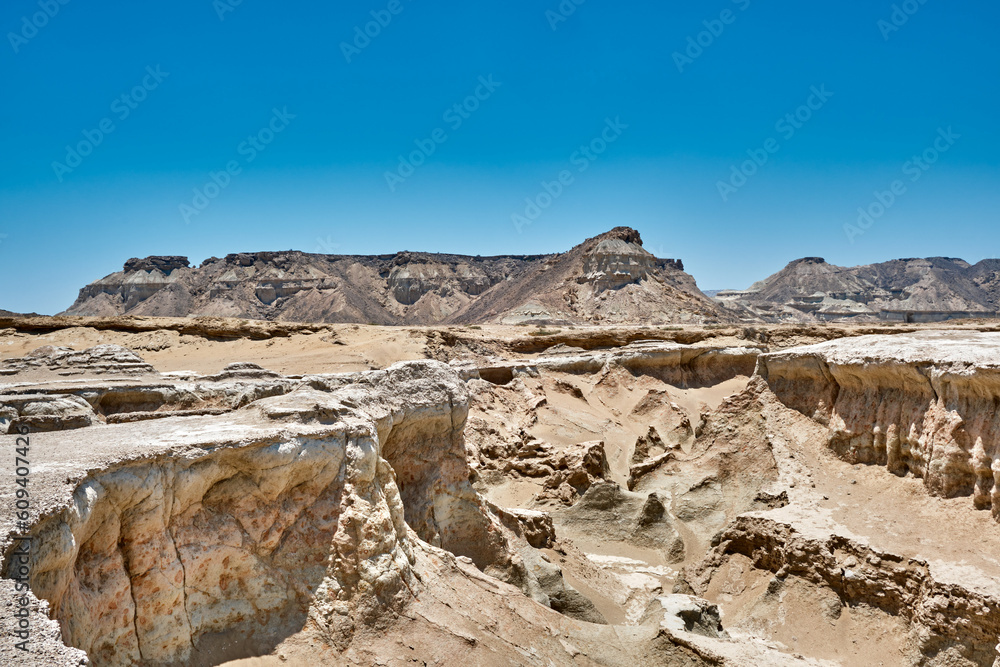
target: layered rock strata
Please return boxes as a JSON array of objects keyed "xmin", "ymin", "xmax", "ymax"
[
  {"xmin": 456, "ymin": 340, "xmax": 762, "ymax": 388},
  {"xmin": 62, "ymin": 227, "xmax": 727, "ymax": 326},
  {"xmin": 676, "ymin": 354, "xmax": 1000, "ymax": 667},
  {"xmin": 716, "ymin": 255, "xmax": 1000, "ymax": 323},
  {"xmin": 0, "ymin": 348, "xmax": 295, "ymax": 435},
  {"xmin": 0, "ymin": 344, "xmax": 156, "ymax": 376}
]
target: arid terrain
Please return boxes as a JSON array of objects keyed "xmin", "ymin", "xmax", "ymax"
[
  {"xmin": 2, "ymin": 315, "xmax": 1000, "ymax": 666},
  {"xmin": 58, "ymin": 227, "xmax": 1000, "ymax": 328},
  {"xmin": 60, "ymin": 228, "xmax": 727, "ymax": 327},
  {"xmin": 716, "ymin": 256, "xmax": 1000, "ymax": 323}
]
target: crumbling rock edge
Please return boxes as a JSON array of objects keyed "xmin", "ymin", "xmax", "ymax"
[
  {"xmin": 758, "ymin": 331, "xmax": 1000, "ymax": 518},
  {"xmin": 0, "ymin": 360, "xmax": 595, "ymax": 666},
  {"xmin": 454, "ymin": 340, "xmax": 762, "ymax": 388}
]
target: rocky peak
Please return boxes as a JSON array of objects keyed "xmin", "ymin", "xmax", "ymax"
[
  {"xmin": 123, "ymin": 256, "xmax": 190, "ymax": 274},
  {"xmin": 582, "ymin": 229, "xmax": 657, "ymax": 291},
  {"xmin": 594, "ymin": 226, "xmax": 643, "ymax": 246}
]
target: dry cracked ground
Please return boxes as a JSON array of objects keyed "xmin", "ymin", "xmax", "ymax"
[{"xmin": 2, "ymin": 318, "xmax": 1000, "ymax": 666}]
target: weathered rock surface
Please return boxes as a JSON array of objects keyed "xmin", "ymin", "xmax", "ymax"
[
  {"xmin": 0, "ymin": 344, "xmax": 156, "ymax": 376},
  {"xmin": 556, "ymin": 482, "xmax": 685, "ymax": 564},
  {"xmin": 758, "ymin": 331, "xmax": 1000, "ymax": 518},
  {"xmin": 687, "ymin": 515, "xmax": 1000, "ymax": 666},
  {"xmin": 3, "ymin": 394, "xmax": 95, "ymax": 433},
  {"xmin": 455, "ymin": 339, "xmax": 762, "ymax": 387},
  {"xmin": 0, "ymin": 345, "xmax": 299, "ymax": 436},
  {"xmin": 0, "ymin": 348, "xmax": 637, "ymax": 666},
  {"xmin": 582, "ymin": 232, "xmax": 668, "ymax": 291},
  {"xmin": 8, "ymin": 325, "xmax": 1000, "ymax": 666},
  {"xmin": 673, "ymin": 344, "xmax": 1000, "ymax": 667},
  {"xmin": 3, "ymin": 364, "xmax": 458, "ymax": 664},
  {"xmin": 649, "ymin": 594, "xmax": 728, "ymax": 639},
  {"xmin": 123, "ymin": 256, "xmax": 191, "ymax": 274},
  {"xmin": 485, "ymin": 501, "xmax": 556, "ymax": 549}
]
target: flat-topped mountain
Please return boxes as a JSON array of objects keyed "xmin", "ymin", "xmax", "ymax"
[
  {"xmin": 717, "ymin": 256, "xmax": 1000, "ymax": 322},
  {"xmin": 62, "ymin": 227, "xmax": 731, "ymax": 325}
]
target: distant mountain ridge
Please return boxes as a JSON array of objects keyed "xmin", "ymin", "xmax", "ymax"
[
  {"xmin": 715, "ymin": 256, "xmax": 1000, "ymax": 322},
  {"xmin": 62, "ymin": 227, "xmax": 731, "ymax": 325}
]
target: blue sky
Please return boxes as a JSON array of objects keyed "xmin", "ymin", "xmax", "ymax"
[{"xmin": 1, "ymin": 0, "xmax": 998, "ymax": 314}]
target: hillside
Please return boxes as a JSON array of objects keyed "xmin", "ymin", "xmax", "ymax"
[
  {"xmin": 716, "ymin": 256, "xmax": 1000, "ymax": 322},
  {"xmin": 61, "ymin": 227, "xmax": 732, "ymax": 325}
]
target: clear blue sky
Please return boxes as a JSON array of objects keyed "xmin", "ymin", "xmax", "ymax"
[{"xmin": 2, "ymin": 0, "xmax": 998, "ymax": 314}]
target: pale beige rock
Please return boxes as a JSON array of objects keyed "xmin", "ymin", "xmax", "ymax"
[
  {"xmin": 686, "ymin": 515, "xmax": 1000, "ymax": 666},
  {"xmin": 0, "ymin": 344, "xmax": 156, "ymax": 376},
  {"xmin": 4, "ymin": 394, "xmax": 94, "ymax": 433},
  {"xmin": 0, "ymin": 356, "xmax": 608, "ymax": 666},
  {"xmin": 759, "ymin": 331, "xmax": 1000, "ymax": 518}
]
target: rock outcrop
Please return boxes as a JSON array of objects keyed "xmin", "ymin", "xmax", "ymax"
[
  {"xmin": 582, "ymin": 231, "xmax": 662, "ymax": 291},
  {"xmin": 0, "ymin": 346, "xmax": 297, "ymax": 435},
  {"xmin": 122, "ymin": 256, "xmax": 190, "ymax": 274},
  {"xmin": 687, "ymin": 515, "xmax": 1000, "ymax": 666},
  {"xmin": 2, "ymin": 394, "xmax": 95, "ymax": 433},
  {"xmin": 0, "ymin": 344, "xmax": 156, "ymax": 376},
  {"xmin": 757, "ymin": 331, "xmax": 1000, "ymax": 518},
  {"xmin": 455, "ymin": 339, "xmax": 763, "ymax": 387},
  {"xmin": 0, "ymin": 350, "xmax": 602, "ymax": 666},
  {"xmin": 556, "ymin": 482, "xmax": 686, "ymax": 563},
  {"xmin": 664, "ymin": 336, "xmax": 1000, "ymax": 667}
]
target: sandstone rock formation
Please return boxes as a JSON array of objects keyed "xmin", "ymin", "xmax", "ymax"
[
  {"xmin": 459, "ymin": 327, "xmax": 1000, "ymax": 666},
  {"xmin": 670, "ymin": 338, "xmax": 1000, "ymax": 667},
  {"xmin": 687, "ymin": 515, "xmax": 1000, "ymax": 666},
  {"xmin": 454, "ymin": 338, "xmax": 762, "ymax": 387},
  {"xmin": 556, "ymin": 482, "xmax": 686, "ymax": 563},
  {"xmin": 2, "ymin": 394, "xmax": 94, "ymax": 433},
  {"xmin": 0, "ymin": 344, "xmax": 156, "ymax": 376},
  {"xmin": 758, "ymin": 331, "xmax": 1000, "ymax": 518},
  {"xmin": 61, "ymin": 228, "xmax": 730, "ymax": 325},
  {"xmin": 0, "ymin": 348, "xmax": 615, "ymax": 666}
]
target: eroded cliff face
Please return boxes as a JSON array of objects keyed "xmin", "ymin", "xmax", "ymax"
[
  {"xmin": 581, "ymin": 238, "xmax": 661, "ymax": 291},
  {"xmin": 658, "ymin": 368, "xmax": 1000, "ymax": 667},
  {"xmin": 0, "ymin": 359, "xmax": 524, "ymax": 666},
  {"xmin": 30, "ymin": 430, "xmax": 374, "ymax": 665},
  {"xmin": 386, "ymin": 257, "xmax": 498, "ymax": 306},
  {"xmin": 454, "ymin": 339, "xmax": 762, "ymax": 389},
  {"xmin": 757, "ymin": 331, "xmax": 1000, "ymax": 518},
  {"xmin": 300, "ymin": 362, "xmax": 512, "ymax": 574}
]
